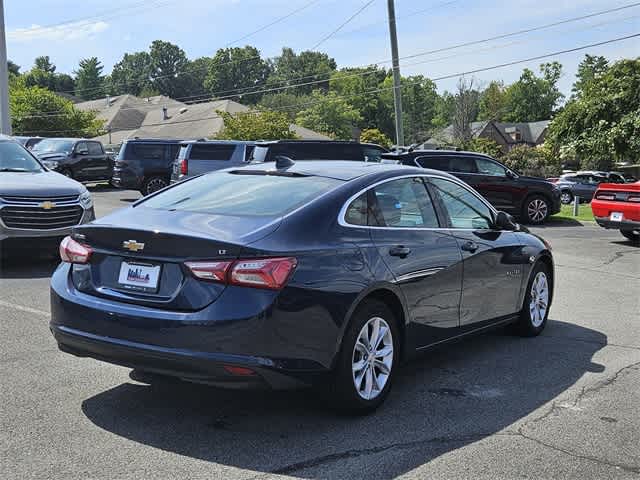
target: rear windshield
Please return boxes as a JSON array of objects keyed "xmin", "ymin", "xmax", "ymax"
[{"xmin": 142, "ymin": 171, "xmax": 342, "ymax": 217}]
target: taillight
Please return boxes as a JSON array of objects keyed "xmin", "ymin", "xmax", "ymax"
[
  {"xmin": 180, "ymin": 158, "xmax": 188, "ymax": 175},
  {"xmin": 59, "ymin": 236, "xmax": 92, "ymax": 264},
  {"xmin": 185, "ymin": 257, "xmax": 297, "ymax": 290},
  {"xmin": 184, "ymin": 261, "xmax": 231, "ymax": 282},
  {"xmin": 595, "ymin": 193, "xmax": 616, "ymax": 201},
  {"xmin": 628, "ymin": 195, "xmax": 640, "ymax": 203}
]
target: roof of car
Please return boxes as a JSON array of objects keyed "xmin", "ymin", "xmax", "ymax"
[
  {"xmin": 256, "ymin": 140, "xmax": 365, "ymax": 146},
  {"xmin": 180, "ymin": 139, "xmax": 255, "ymax": 145},
  {"xmin": 124, "ymin": 138, "xmax": 187, "ymax": 144},
  {"xmin": 238, "ymin": 160, "xmax": 453, "ymax": 181},
  {"xmin": 382, "ymin": 149, "xmax": 495, "ymax": 159}
]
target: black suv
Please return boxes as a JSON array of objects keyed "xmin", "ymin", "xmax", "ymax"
[
  {"xmin": 251, "ymin": 140, "xmax": 389, "ymax": 163},
  {"xmin": 112, "ymin": 139, "xmax": 183, "ymax": 195},
  {"xmin": 32, "ymin": 138, "xmax": 113, "ymax": 183},
  {"xmin": 383, "ymin": 150, "xmax": 561, "ymax": 224}
]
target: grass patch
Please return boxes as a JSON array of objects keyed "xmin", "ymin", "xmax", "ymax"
[{"xmin": 550, "ymin": 204, "xmax": 596, "ymax": 223}]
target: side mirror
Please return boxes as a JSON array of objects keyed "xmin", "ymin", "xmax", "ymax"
[
  {"xmin": 76, "ymin": 149, "xmax": 89, "ymax": 156},
  {"xmin": 495, "ymin": 211, "xmax": 518, "ymax": 231},
  {"xmin": 506, "ymin": 169, "xmax": 517, "ymax": 179}
]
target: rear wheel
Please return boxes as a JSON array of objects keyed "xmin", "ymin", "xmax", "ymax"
[
  {"xmin": 326, "ymin": 300, "xmax": 399, "ymax": 413},
  {"xmin": 560, "ymin": 190, "xmax": 573, "ymax": 204},
  {"xmin": 621, "ymin": 230, "xmax": 640, "ymax": 244},
  {"xmin": 523, "ymin": 195, "xmax": 551, "ymax": 224},
  {"xmin": 514, "ymin": 262, "xmax": 551, "ymax": 337},
  {"xmin": 141, "ymin": 176, "xmax": 168, "ymax": 196}
]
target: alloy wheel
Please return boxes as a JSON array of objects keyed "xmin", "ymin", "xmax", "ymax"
[
  {"xmin": 529, "ymin": 271, "xmax": 549, "ymax": 327},
  {"xmin": 145, "ymin": 178, "xmax": 168, "ymax": 195},
  {"xmin": 527, "ymin": 199, "xmax": 548, "ymax": 223},
  {"xmin": 351, "ymin": 316, "xmax": 394, "ymax": 400},
  {"xmin": 560, "ymin": 192, "xmax": 572, "ymax": 204}
]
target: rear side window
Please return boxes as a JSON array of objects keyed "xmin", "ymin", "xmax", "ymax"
[
  {"xmin": 87, "ymin": 142, "xmax": 103, "ymax": 155},
  {"xmin": 449, "ymin": 156, "xmax": 477, "ymax": 173},
  {"xmin": 132, "ymin": 144, "xmax": 164, "ymax": 159},
  {"xmin": 344, "ymin": 193, "xmax": 370, "ymax": 226},
  {"xmin": 372, "ymin": 178, "xmax": 439, "ymax": 228},
  {"xmin": 189, "ymin": 144, "xmax": 236, "ymax": 160},
  {"xmin": 416, "ymin": 156, "xmax": 449, "ymax": 171},
  {"xmin": 143, "ymin": 172, "xmax": 342, "ymax": 217}
]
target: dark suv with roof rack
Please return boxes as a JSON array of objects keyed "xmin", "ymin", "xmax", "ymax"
[
  {"xmin": 112, "ymin": 139, "xmax": 184, "ymax": 195},
  {"xmin": 383, "ymin": 149, "xmax": 561, "ymax": 224},
  {"xmin": 251, "ymin": 140, "xmax": 389, "ymax": 164}
]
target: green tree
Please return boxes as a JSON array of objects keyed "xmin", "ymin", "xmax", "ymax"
[
  {"xmin": 478, "ymin": 81, "xmax": 506, "ymax": 121},
  {"xmin": 75, "ymin": 57, "xmax": 105, "ymax": 100},
  {"xmin": 7, "ymin": 60, "xmax": 20, "ymax": 77},
  {"xmin": 150, "ymin": 40, "xmax": 189, "ymax": 98},
  {"xmin": 182, "ymin": 56, "xmax": 213, "ymax": 101},
  {"xmin": 10, "ymin": 85, "xmax": 103, "ymax": 137},
  {"xmin": 268, "ymin": 47, "xmax": 337, "ymax": 95},
  {"xmin": 109, "ymin": 51, "xmax": 153, "ymax": 96},
  {"xmin": 503, "ymin": 62, "xmax": 564, "ymax": 122},
  {"xmin": 258, "ymin": 92, "xmax": 312, "ymax": 121},
  {"xmin": 23, "ymin": 68, "xmax": 56, "ymax": 90},
  {"xmin": 215, "ymin": 110, "xmax": 297, "ymax": 140},
  {"xmin": 54, "ymin": 74, "xmax": 75, "ymax": 93},
  {"xmin": 572, "ymin": 54, "xmax": 608, "ymax": 98},
  {"xmin": 204, "ymin": 46, "xmax": 271, "ymax": 104},
  {"xmin": 432, "ymin": 91, "xmax": 455, "ymax": 129},
  {"xmin": 464, "ymin": 137, "xmax": 503, "ymax": 158},
  {"xmin": 360, "ymin": 128, "xmax": 392, "ymax": 149},
  {"xmin": 34, "ymin": 55, "xmax": 56, "ymax": 74},
  {"xmin": 501, "ymin": 145, "xmax": 560, "ymax": 177},
  {"xmin": 295, "ymin": 90, "xmax": 362, "ymax": 139},
  {"xmin": 546, "ymin": 59, "xmax": 640, "ymax": 170}
]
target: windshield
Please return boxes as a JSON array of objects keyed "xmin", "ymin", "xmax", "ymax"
[
  {"xmin": 0, "ymin": 141, "xmax": 44, "ymax": 172},
  {"xmin": 33, "ymin": 139, "xmax": 74, "ymax": 155},
  {"xmin": 143, "ymin": 171, "xmax": 342, "ymax": 217}
]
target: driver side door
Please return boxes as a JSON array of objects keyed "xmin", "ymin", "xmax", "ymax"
[{"xmin": 428, "ymin": 177, "xmax": 528, "ymax": 327}]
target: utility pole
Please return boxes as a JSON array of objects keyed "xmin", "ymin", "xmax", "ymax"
[
  {"xmin": 386, "ymin": 0, "xmax": 403, "ymax": 147},
  {"xmin": 0, "ymin": 0, "xmax": 11, "ymax": 135}
]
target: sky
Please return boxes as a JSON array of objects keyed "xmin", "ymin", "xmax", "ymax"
[{"xmin": 4, "ymin": 0, "xmax": 640, "ymax": 99}]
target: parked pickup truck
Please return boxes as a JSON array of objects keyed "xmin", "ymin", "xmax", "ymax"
[{"xmin": 32, "ymin": 138, "xmax": 114, "ymax": 183}]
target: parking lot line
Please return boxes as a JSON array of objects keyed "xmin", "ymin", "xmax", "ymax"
[{"xmin": 0, "ymin": 300, "xmax": 49, "ymax": 317}]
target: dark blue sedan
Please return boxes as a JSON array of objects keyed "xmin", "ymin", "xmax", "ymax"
[{"xmin": 50, "ymin": 161, "xmax": 554, "ymax": 412}]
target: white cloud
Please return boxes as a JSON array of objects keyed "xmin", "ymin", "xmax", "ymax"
[{"xmin": 7, "ymin": 20, "xmax": 109, "ymax": 43}]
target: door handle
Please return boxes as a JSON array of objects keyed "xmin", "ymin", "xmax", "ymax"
[
  {"xmin": 460, "ymin": 241, "xmax": 479, "ymax": 253},
  {"xmin": 389, "ymin": 246, "xmax": 411, "ymax": 258}
]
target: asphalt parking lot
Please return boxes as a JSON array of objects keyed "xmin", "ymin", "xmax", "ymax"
[{"xmin": 1, "ymin": 186, "xmax": 639, "ymax": 480}]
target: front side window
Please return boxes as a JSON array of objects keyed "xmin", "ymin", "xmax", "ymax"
[
  {"xmin": 372, "ymin": 178, "xmax": 439, "ymax": 228},
  {"xmin": 87, "ymin": 142, "xmax": 103, "ymax": 155},
  {"xmin": 362, "ymin": 146, "xmax": 384, "ymax": 163},
  {"xmin": 75, "ymin": 142, "xmax": 88, "ymax": 154},
  {"xmin": 430, "ymin": 178, "xmax": 493, "ymax": 229},
  {"xmin": 475, "ymin": 158, "xmax": 506, "ymax": 176}
]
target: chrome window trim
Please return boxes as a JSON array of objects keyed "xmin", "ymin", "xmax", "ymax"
[{"xmin": 337, "ymin": 173, "xmax": 498, "ymax": 230}]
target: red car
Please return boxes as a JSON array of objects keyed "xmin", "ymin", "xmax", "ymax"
[{"xmin": 591, "ymin": 181, "xmax": 640, "ymax": 243}]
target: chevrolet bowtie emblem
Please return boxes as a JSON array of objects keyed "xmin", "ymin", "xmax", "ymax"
[
  {"xmin": 122, "ymin": 240, "xmax": 145, "ymax": 252},
  {"xmin": 40, "ymin": 201, "xmax": 56, "ymax": 210}
]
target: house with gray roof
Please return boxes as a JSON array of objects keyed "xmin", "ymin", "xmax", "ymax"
[
  {"xmin": 422, "ymin": 120, "xmax": 550, "ymax": 153},
  {"xmin": 75, "ymin": 95, "xmax": 329, "ymax": 146}
]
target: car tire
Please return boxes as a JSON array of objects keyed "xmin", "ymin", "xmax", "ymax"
[
  {"xmin": 514, "ymin": 262, "xmax": 551, "ymax": 337},
  {"xmin": 620, "ymin": 230, "xmax": 640, "ymax": 244},
  {"xmin": 560, "ymin": 190, "xmax": 573, "ymax": 205},
  {"xmin": 142, "ymin": 176, "xmax": 169, "ymax": 196},
  {"xmin": 523, "ymin": 195, "xmax": 551, "ymax": 224},
  {"xmin": 325, "ymin": 299, "xmax": 400, "ymax": 414}
]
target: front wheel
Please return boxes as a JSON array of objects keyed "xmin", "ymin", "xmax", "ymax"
[
  {"xmin": 560, "ymin": 190, "xmax": 573, "ymax": 205},
  {"xmin": 514, "ymin": 262, "xmax": 551, "ymax": 337},
  {"xmin": 621, "ymin": 229, "xmax": 640, "ymax": 244},
  {"xmin": 326, "ymin": 300, "xmax": 399, "ymax": 413},
  {"xmin": 523, "ymin": 195, "xmax": 551, "ymax": 224},
  {"xmin": 142, "ymin": 176, "xmax": 169, "ymax": 196}
]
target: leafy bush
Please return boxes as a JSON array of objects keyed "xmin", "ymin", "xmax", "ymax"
[
  {"xmin": 502, "ymin": 145, "xmax": 561, "ymax": 178},
  {"xmin": 360, "ymin": 128, "xmax": 392, "ymax": 149},
  {"xmin": 463, "ymin": 137, "xmax": 503, "ymax": 158},
  {"xmin": 215, "ymin": 110, "xmax": 297, "ymax": 141}
]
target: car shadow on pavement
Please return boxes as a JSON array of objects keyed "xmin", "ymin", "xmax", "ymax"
[
  {"xmin": 0, "ymin": 255, "xmax": 59, "ymax": 279},
  {"xmin": 81, "ymin": 320, "xmax": 606, "ymax": 479}
]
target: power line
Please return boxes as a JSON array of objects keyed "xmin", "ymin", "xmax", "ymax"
[
  {"xmin": 17, "ymin": 11, "xmax": 638, "ymax": 121},
  {"xmin": 310, "ymin": 0, "xmax": 377, "ymax": 50},
  {"xmin": 15, "ymin": 33, "xmax": 639, "ymax": 135}
]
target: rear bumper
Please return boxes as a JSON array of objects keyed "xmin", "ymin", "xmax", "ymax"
[
  {"xmin": 111, "ymin": 170, "xmax": 141, "ymax": 190},
  {"xmin": 594, "ymin": 216, "xmax": 640, "ymax": 231}
]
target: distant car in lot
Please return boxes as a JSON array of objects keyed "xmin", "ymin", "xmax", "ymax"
[
  {"xmin": 382, "ymin": 150, "xmax": 561, "ymax": 224},
  {"xmin": 0, "ymin": 136, "xmax": 95, "ymax": 255},
  {"xmin": 112, "ymin": 139, "xmax": 184, "ymax": 195},
  {"xmin": 32, "ymin": 138, "xmax": 114, "ymax": 183},
  {"xmin": 555, "ymin": 172, "xmax": 625, "ymax": 204},
  {"xmin": 171, "ymin": 140, "xmax": 255, "ymax": 183},
  {"xmin": 251, "ymin": 140, "xmax": 389, "ymax": 164},
  {"xmin": 591, "ymin": 181, "xmax": 640, "ymax": 243},
  {"xmin": 12, "ymin": 136, "xmax": 44, "ymax": 150},
  {"xmin": 51, "ymin": 160, "xmax": 554, "ymax": 412}
]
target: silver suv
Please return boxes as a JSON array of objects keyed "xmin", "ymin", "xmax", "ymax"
[{"xmin": 0, "ymin": 137, "xmax": 95, "ymax": 255}]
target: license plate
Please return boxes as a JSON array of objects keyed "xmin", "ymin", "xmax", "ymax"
[
  {"xmin": 610, "ymin": 212, "xmax": 623, "ymax": 222},
  {"xmin": 117, "ymin": 261, "xmax": 161, "ymax": 293}
]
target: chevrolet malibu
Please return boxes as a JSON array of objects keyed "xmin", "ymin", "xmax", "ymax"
[{"xmin": 50, "ymin": 161, "xmax": 554, "ymax": 412}]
